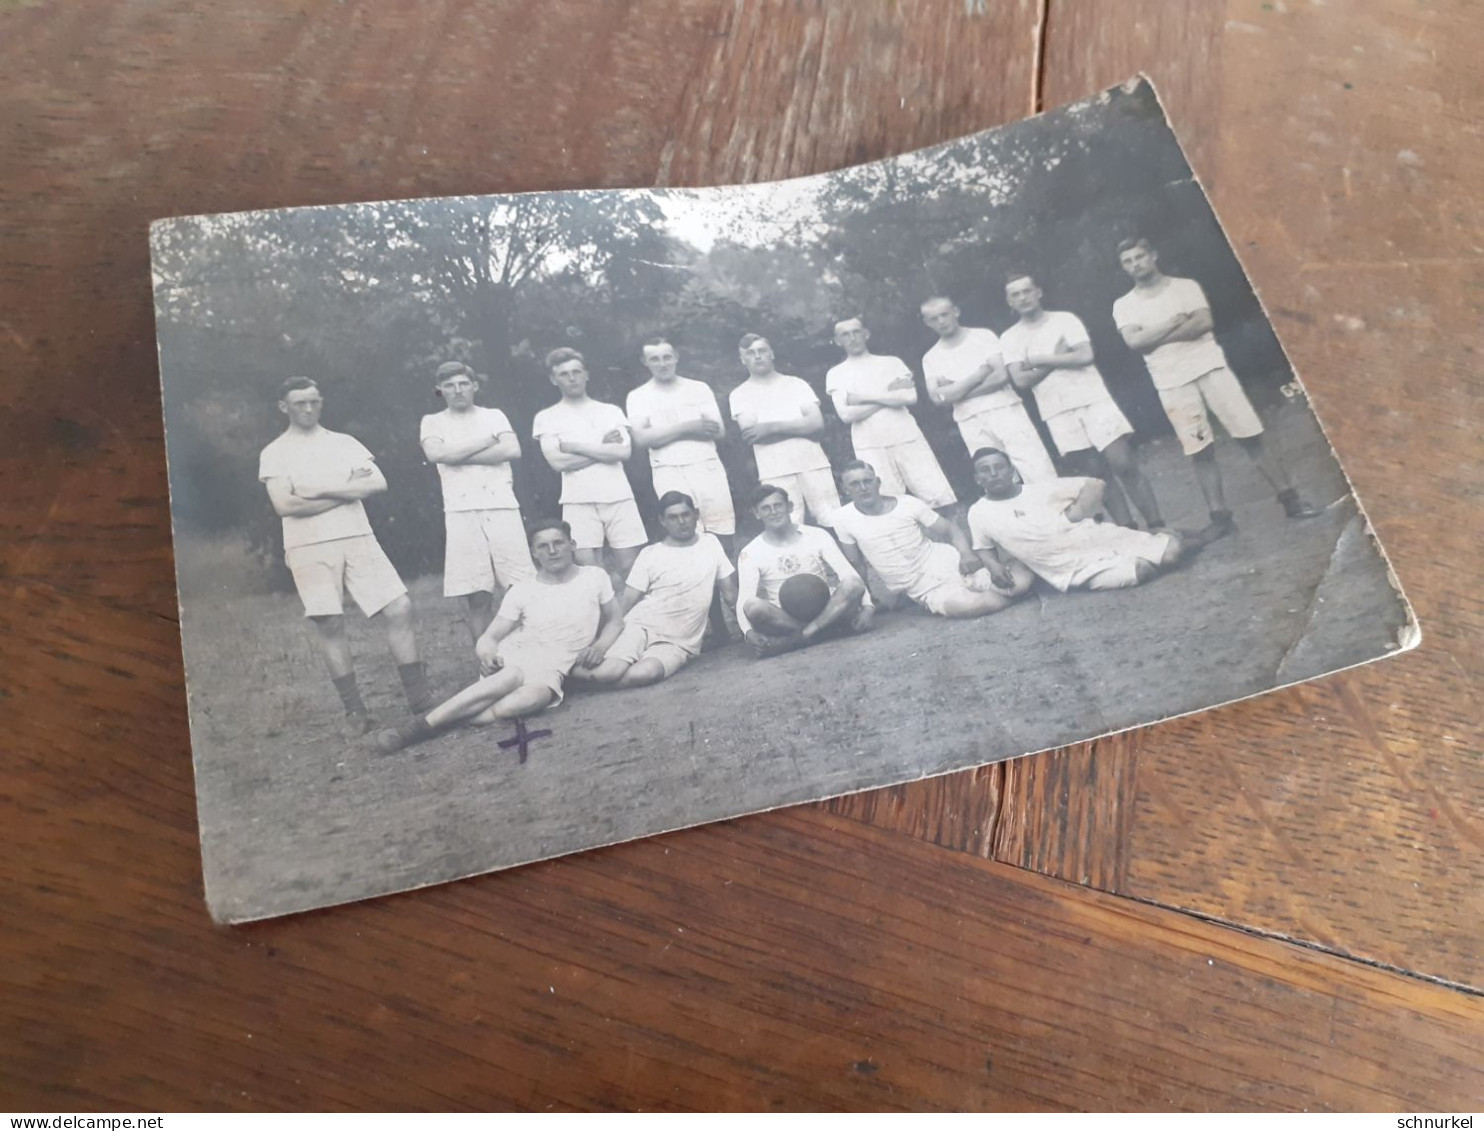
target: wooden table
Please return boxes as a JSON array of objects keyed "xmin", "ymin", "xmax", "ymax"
[{"xmin": 3, "ymin": 0, "xmax": 1480, "ymax": 1111}]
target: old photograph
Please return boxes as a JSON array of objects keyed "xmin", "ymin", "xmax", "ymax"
[{"xmin": 150, "ymin": 79, "xmax": 1415, "ymax": 923}]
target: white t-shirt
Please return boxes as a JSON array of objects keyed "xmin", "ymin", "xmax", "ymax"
[
  {"xmin": 826, "ymin": 353, "xmax": 925, "ymax": 449},
  {"xmin": 968, "ymin": 478, "xmax": 1102, "ymax": 592},
  {"xmin": 531, "ymin": 398, "xmax": 634, "ymax": 504},
  {"xmin": 624, "ymin": 534, "xmax": 735, "ymax": 654},
  {"xmin": 831, "ymin": 495, "xmax": 942, "ymax": 593},
  {"xmin": 626, "ymin": 377, "xmax": 724, "ymax": 468},
  {"xmin": 728, "ymin": 374, "xmax": 832, "ymax": 478},
  {"xmin": 258, "ymin": 428, "xmax": 376, "ymax": 550},
  {"xmin": 1000, "ymin": 312, "xmax": 1109, "ymax": 418},
  {"xmin": 922, "ymin": 327, "xmax": 1023, "ymax": 421},
  {"xmin": 496, "ymin": 565, "xmax": 615, "ymax": 671},
  {"xmin": 1112, "ymin": 277, "xmax": 1229, "ymax": 391},
  {"xmin": 735, "ymin": 523, "xmax": 868, "ymax": 634},
  {"xmin": 419, "ymin": 405, "xmax": 519, "ymax": 512}
]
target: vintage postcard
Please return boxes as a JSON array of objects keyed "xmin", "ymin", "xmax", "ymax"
[{"xmin": 150, "ymin": 78, "xmax": 1416, "ymax": 922}]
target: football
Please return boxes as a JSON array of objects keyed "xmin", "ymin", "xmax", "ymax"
[{"xmin": 777, "ymin": 573, "xmax": 832, "ymax": 623}]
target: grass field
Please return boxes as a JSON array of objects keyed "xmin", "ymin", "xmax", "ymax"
[{"xmin": 178, "ymin": 404, "xmax": 1412, "ymax": 922}]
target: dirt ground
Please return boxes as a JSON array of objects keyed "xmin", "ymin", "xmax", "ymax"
[{"xmin": 179, "ymin": 404, "xmax": 1412, "ymax": 921}]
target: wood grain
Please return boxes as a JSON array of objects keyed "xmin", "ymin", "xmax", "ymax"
[{"xmin": 3, "ymin": 0, "xmax": 1481, "ymax": 1109}]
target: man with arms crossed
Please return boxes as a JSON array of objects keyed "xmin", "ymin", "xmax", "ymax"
[
  {"xmin": 532, "ymin": 347, "xmax": 646, "ymax": 587},
  {"xmin": 1112, "ymin": 237, "xmax": 1319, "ymax": 540},
  {"xmin": 826, "ymin": 316, "xmax": 957, "ymax": 512},
  {"xmin": 572, "ymin": 491, "xmax": 738, "ymax": 688},
  {"xmin": 920, "ymin": 296, "xmax": 1058, "ymax": 483},
  {"xmin": 420, "ymin": 361, "xmax": 535, "ymax": 642},
  {"xmin": 626, "ymin": 337, "xmax": 736, "ymax": 552},
  {"xmin": 736, "ymin": 484, "xmax": 873, "ymax": 658},
  {"xmin": 967, "ymin": 447, "xmax": 1194, "ymax": 592},
  {"xmin": 373, "ymin": 518, "xmax": 625, "ymax": 752},
  {"xmin": 729, "ymin": 333, "xmax": 840, "ymax": 527},
  {"xmin": 833, "ymin": 460, "xmax": 1032, "ymax": 619},
  {"xmin": 1000, "ymin": 274, "xmax": 1164, "ymax": 529},
  {"xmin": 259, "ymin": 377, "xmax": 433, "ymax": 737}
]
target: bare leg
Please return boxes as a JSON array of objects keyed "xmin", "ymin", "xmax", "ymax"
[
  {"xmin": 570, "ymin": 657, "xmax": 629, "ymax": 684},
  {"xmin": 1190, "ymin": 445, "xmax": 1227, "ymax": 515},
  {"xmin": 309, "ymin": 614, "xmax": 353, "ymax": 679},
  {"xmin": 378, "ymin": 594, "xmax": 420, "ymax": 665},
  {"xmin": 616, "ymin": 658, "xmax": 668, "ymax": 688},
  {"xmin": 744, "ymin": 598, "xmax": 805, "ymax": 636},
  {"xmin": 1237, "ymin": 434, "xmax": 1294, "ymax": 492},
  {"xmin": 463, "ymin": 590, "xmax": 496, "ymax": 644},
  {"xmin": 609, "ymin": 544, "xmax": 641, "ymax": 586},
  {"xmin": 1101, "ymin": 436, "xmax": 1164, "ymax": 528},
  {"xmin": 491, "ymin": 684, "xmax": 556, "ymax": 719},
  {"xmin": 424, "ymin": 668, "xmax": 524, "ymax": 729},
  {"xmin": 1066, "ymin": 448, "xmax": 1133, "ymax": 528}
]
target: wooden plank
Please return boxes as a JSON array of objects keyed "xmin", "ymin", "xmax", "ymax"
[
  {"xmin": 1011, "ymin": 0, "xmax": 1484, "ymax": 986},
  {"xmin": 5, "ymin": 798, "xmax": 1482, "ymax": 1110}
]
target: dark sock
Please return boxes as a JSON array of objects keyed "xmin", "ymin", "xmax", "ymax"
[
  {"xmin": 332, "ymin": 673, "xmax": 365, "ymax": 716},
  {"xmin": 406, "ymin": 714, "xmax": 436, "ymax": 741},
  {"xmin": 398, "ymin": 662, "xmax": 434, "ymax": 712},
  {"xmin": 1276, "ymin": 487, "xmax": 1297, "ymax": 504}
]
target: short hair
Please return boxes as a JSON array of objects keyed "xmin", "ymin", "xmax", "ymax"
[
  {"xmin": 434, "ymin": 361, "xmax": 476, "ymax": 383},
  {"xmin": 641, "ymin": 335, "xmax": 674, "ymax": 353},
  {"xmin": 749, "ymin": 483, "xmax": 790, "ymax": 510},
  {"xmin": 919, "ymin": 295, "xmax": 956, "ymax": 311},
  {"xmin": 839, "ymin": 459, "xmax": 876, "ymax": 479},
  {"xmin": 1116, "ymin": 236, "xmax": 1152, "ymax": 256},
  {"xmin": 832, "ymin": 314, "xmax": 866, "ymax": 332},
  {"xmin": 738, "ymin": 333, "xmax": 768, "ymax": 351},
  {"xmin": 656, "ymin": 490, "xmax": 696, "ymax": 514},
  {"xmin": 971, "ymin": 446, "xmax": 1011, "ymax": 467},
  {"xmin": 278, "ymin": 376, "xmax": 319, "ymax": 400},
  {"xmin": 545, "ymin": 347, "xmax": 586, "ymax": 373},
  {"xmin": 1004, "ymin": 269, "xmax": 1036, "ymax": 287},
  {"xmin": 527, "ymin": 517, "xmax": 572, "ymax": 544}
]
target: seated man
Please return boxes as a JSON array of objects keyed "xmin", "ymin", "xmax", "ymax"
[
  {"xmin": 571, "ymin": 491, "xmax": 739, "ymax": 689},
  {"xmin": 833, "ymin": 460, "xmax": 1033, "ymax": 618},
  {"xmin": 966, "ymin": 447, "xmax": 1193, "ymax": 592},
  {"xmin": 372, "ymin": 518, "xmax": 624, "ymax": 752},
  {"xmin": 736, "ymin": 483, "xmax": 873, "ymax": 658}
]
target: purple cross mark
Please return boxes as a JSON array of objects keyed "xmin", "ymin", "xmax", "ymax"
[{"xmin": 498, "ymin": 718, "xmax": 552, "ymax": 764}]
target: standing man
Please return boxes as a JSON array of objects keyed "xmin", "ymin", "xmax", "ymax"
[
  {"xmin": 372, "ymin": 518, "xmax": 626, "ymax": 753},
  {"xmin": 999, "ymin": 274, "xmax": 1164, "ymax": 529},
  {"xmin": 258, "ymin": 376, "xmax": 433, "ymax": 737},
  {"xmin": 735, "ymin": 484, "xmax": 873, "ymax": 657},
  {"xmin": 532, "ymin": 347, "xmax": 646, "ymax": 587},
  {"xmin": 967, "ymin": 447, "xmax": 1193, "ymax": 592},
  {"xmin": 833, "ymin": 460, "xmax": 1032, "ymax": 619},
  {"xmin": 826, "ymin": 316, "xmax": 957, "ymax": 512},
  {"xmin": 920, "ymin": 296, "xmax": 1058, "ymax": 483},
  {"xmin": 420, "ymin": 360, "xmax": 534, "ymax": 642},
  {"xmin": 571, "ymin": 491, "xmax": 739, "ymax": 688},
  {"xmin": 729, "ymin": 333, "xmax": 841, "ymax": 527},
  {"xmin": 626, "ymin": 337, "xmax": 736, "ymax": 552},
  {"xmin": 1112, "ymin": 237, "xmax": 1320, "ymax": 539}
]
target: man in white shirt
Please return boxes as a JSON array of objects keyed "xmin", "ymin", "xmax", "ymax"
[
  {"xmin": 834, "ymin": 460, "xmax": 1032, "ymax": 619},
  {"xmin": 735, "ymin": 483, "xmax": 873, "ymax": 658},
  {"xmin": 920, "ymin": 296, "xmax": 1057, "ymax": 483},
  {"xmin": 373, "ymin": 518, "xmax": 626, "ymax": 752},
  {"xmin": 826, "ymin": 317, "xmax": 956, "ymax": 511},
  {"xmin": 729, "ymin": 333, "xmax": 840, "ymax": 528},
  {"xmin": 258, "ymin": 377, "xmax": 432, "ymax": 736},
  {"xmin": 532, "ymin": 348, "xmax": 647, "ymax": 587},
  {"xmin": 626, "ymin": 337, "xmax": 736, "ymax": 553},
  {"xmin": 420, "ymin": 361, "xmax": 535, "ymax": 642},
  {"xmin": 967, "ymin": 447, "xmax": 1192, "ymax": 592},
  {"xmin": 571, "ymin": 491, "xmax": 739, "ymax": 688},
  {"xmin": 1112, "ymin": 237, "xmax": 1320, "ymax": 540},
  {"xmin": 999, "ymin": 275, "xmax": 1164, "ymax": 529}
]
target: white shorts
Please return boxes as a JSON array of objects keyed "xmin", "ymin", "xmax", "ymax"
[
  {"xmin": 957, "ymin": 404, "xmax": 1058, "ymax": 482},
  {"xmin": 761, "ymin": 467, "xmax": 841, "ymax": 528},
  {"xmin": 497, "ymin": 645, "xmax": 570, "ymax": 708},
  {"xmin": 1158, "ymin": 367, "xmax": 1264, "ymax": 456},
  {"xmin": 652, "ymin": 458, "xmax": 736, "ymax": 536},
  {"xmin": 1068, "ymin": 528, "xmax": 1173, "ymax": 591},
  {"xmin": 605, "ymin": 622, "xmax": 692, "ymax": 679},
  {"xmin": 1044, "ymin": 397, "xmax": 1135, "ymax": 456},
  {"xmin": 856, "ymin": 435, "xmax": 956, "ymax": 509},
  {"xmin": 443, "ymin": 508, "xmax": 536, "ymax": 597},
  {"xmin": 564, "ymin": 499, "xmax": 648, "ymax": 551},
  {"xmin": 285, "ymin": 535, "xmax": 406, "ymax": 618}
]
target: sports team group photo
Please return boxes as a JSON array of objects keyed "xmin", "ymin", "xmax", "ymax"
[{"xmin": 152, "ymin": 82, "xmax": 1410, "ymax": 922}]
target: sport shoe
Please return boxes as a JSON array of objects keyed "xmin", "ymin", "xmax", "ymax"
[
  {"xmin": 371, "ymin": 717, "xmax": 432, "ymax": 754},
  {"xmin": 1196, "ymin": 509, "xmax": 1235, "ymax": 545},
  {"xmin": 1278, "ymin": 488, "xmax": 1322, "ymax": 519},
  {"xmin": 339, "ymin": 712, "xmax": 375, "ymax": 742}
]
